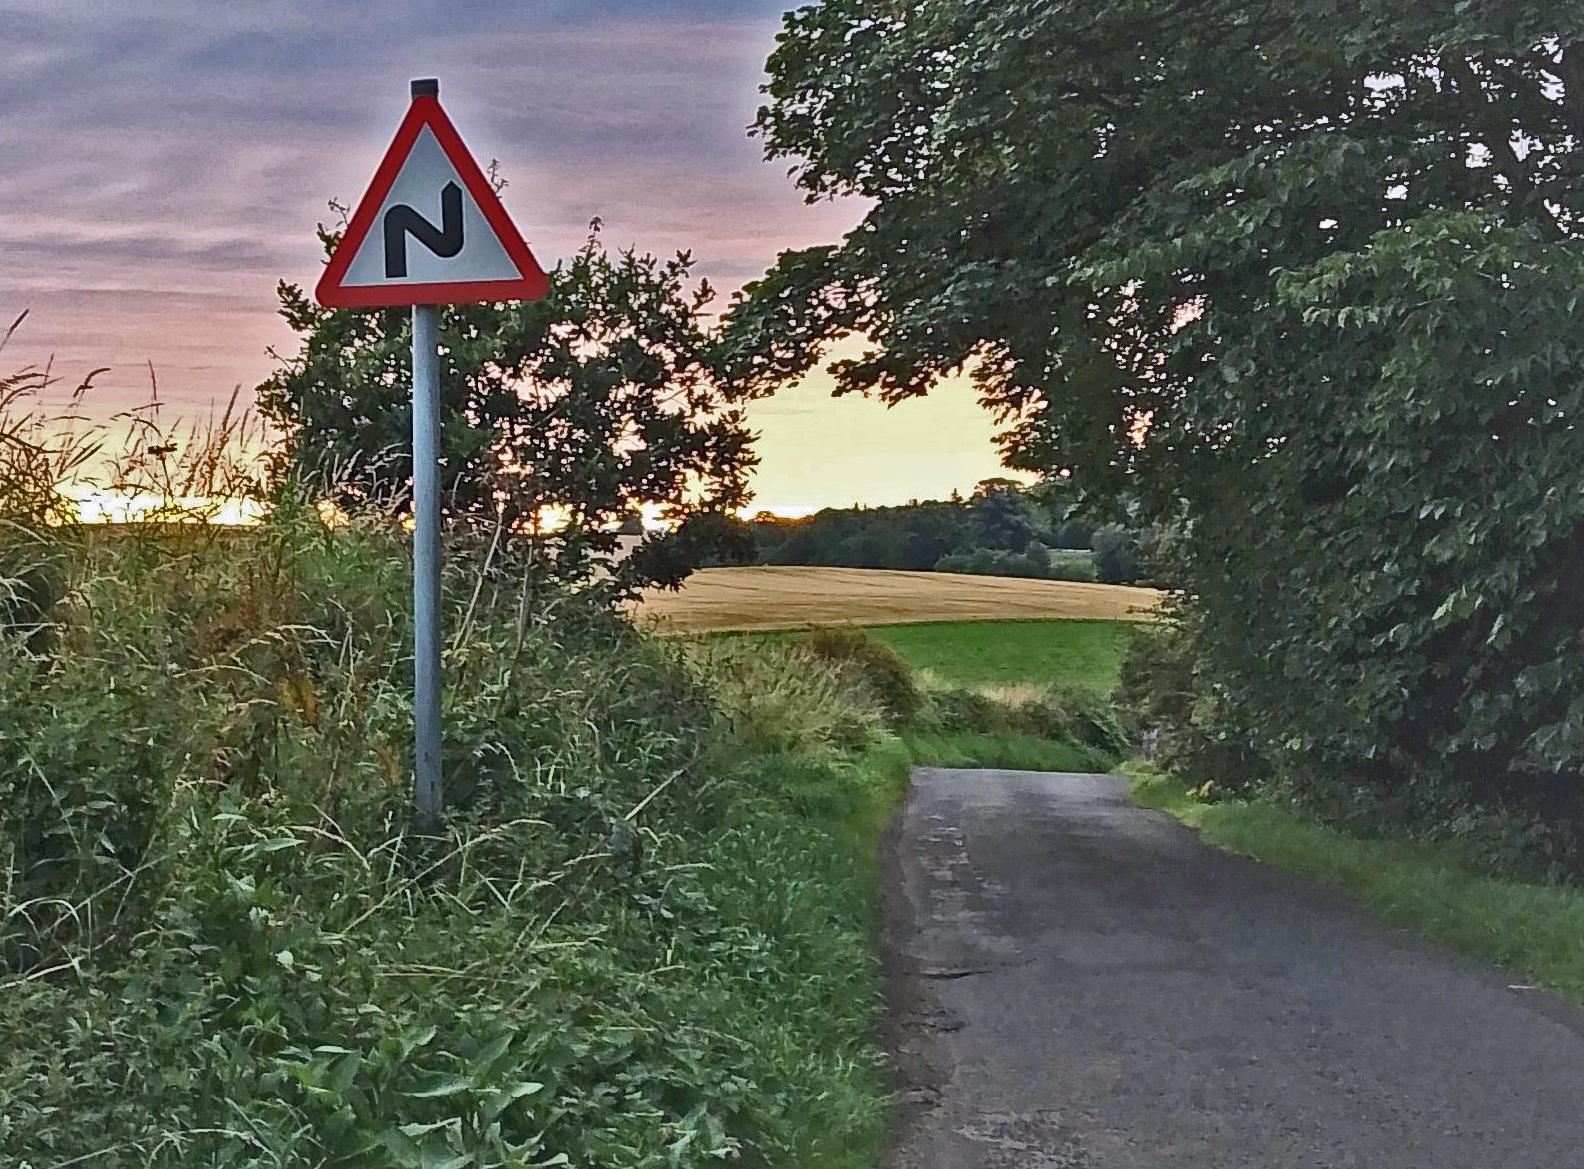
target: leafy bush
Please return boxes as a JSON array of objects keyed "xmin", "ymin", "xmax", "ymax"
[
  {"xmin": 802, "ymin": 625, "xmax": 922, "ymax": 726},
  {"xmin": 916, "ymin": 681, "xmax": 1126, "ymax": 766},
  {"xmin": 1046, "ymin": 548, "xmax": 1097, "ymax": 583},
  {"xmin": 915, "ymin": 684, "xmax": 1003, "ymax": 735},
  {"xmin": 1129, "ymin": 220, "xmax": 1584, "ymax": 866},
  {"xmin": 1015, "ymin": 688, "xmax": 1129, "ymax": 758},
  {"xmin": 934, "ymin": 546, "xmax": 1051, "ymax": 580},
  {"xmin": 1091, "ymin": 524, "xmax": 1141, "ymax": 585},
  {"xmin": 686, "ymin": 635, "xmax": 886, "ymax": 757},
  {"xmin": 1114, "ymin": 612, "xmax": 1269, "ymax": 797}
]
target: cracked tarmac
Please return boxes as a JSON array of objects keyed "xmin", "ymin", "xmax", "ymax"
[{"xmin": 881, "ymin": 769, "xmax": 1584, "ymax": 1168}]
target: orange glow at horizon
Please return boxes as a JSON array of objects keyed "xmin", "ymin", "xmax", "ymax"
[
  {"xmin": 2, "ymin": 7, "xmax": 1031, "ymax": 522},
  {"xmin": 742, "ymin": 339, "xmax": 1032, "ymax": 514}
]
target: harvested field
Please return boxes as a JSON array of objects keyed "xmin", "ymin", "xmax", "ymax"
[{"xmin": 633, "ymin": 566, "xmax": 1160, "ymax": 634}]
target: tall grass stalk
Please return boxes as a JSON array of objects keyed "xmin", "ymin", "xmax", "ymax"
[{"xmin": 0, "ymin": 354, "xmax": 899, "ymax": 1168}]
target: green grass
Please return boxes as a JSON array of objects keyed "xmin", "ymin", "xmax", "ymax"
[
  {"xmin": 869, "ymin": 619, "xmax": 1131, "ymax": 694},
  {"xmin": 687, "ymin": 737, "xmax": 912, "ymax": 1169},
  {"xmin": 1045, "ymin": 548, "xmax": 1098, "ymax": 582},
  {"xmin": 0, "ymin": 515, "xmax": 914, "ymax": 1169},
  {"xmin": 1128, "ymin": 765, "xmax": 1584, "ymax": 1002},
  {"xmin": 904, "ymin": 730, "xmax": 1108, "ymax": 773}
]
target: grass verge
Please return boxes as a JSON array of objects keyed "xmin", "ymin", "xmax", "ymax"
[
  {"xmin": 1127, "ymin": 764, "xmax": 1584, "ymax": 1002},
  {"xmin": 0, "ymin": 513, "xmax": 913, "ymax": 1169},
  {"xmin": 903, "ymin": 730, "xmax": 1109, "ymax": 773},
  {"xmin": 682, "ymin": 736, "xmax": 912, "ymax": 1169}
]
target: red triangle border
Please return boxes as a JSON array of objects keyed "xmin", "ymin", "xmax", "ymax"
[{"xmin": 315, "ymin": 96, "xmax": 550, "ymax": 309}]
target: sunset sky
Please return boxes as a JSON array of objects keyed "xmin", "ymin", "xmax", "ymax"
[{"xmin": 1, "ymin": 0, "xmax": 1020, "ymax": 515}]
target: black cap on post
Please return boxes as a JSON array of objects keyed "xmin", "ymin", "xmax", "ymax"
[{"xmin": 411, "ymin": 78, "xmax": 439, "ymax": 100}]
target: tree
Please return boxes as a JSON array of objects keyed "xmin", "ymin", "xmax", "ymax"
[
  {"xmin": 260, "ymin": 221, "xmax": 756, "ymax": 591},
  {"xmin": 1090, "ymin": 525, "xmax": 1140, "ymax": 586},
  {"xmin": 733, "ymin": 1, "xmax": 1584, "ymax": 833},
  {"xmin": 969, "ymin": 480, "xmax": 1040, "ymax": 550},
  {"xmin": 1028, "ymin": 477, "xmax": 1092, "ymax": 550},
  {"xmin": 727, "ymin": 1, "xmax": 1584, "ymax": 491},
  {"xmin": 1163, "ymin": 219, "xmax": 1584, "ymax": 805}
]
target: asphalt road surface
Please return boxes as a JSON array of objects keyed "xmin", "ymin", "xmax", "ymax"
[{"xmin": 883, "ymin": 769, "xmax": 1584, "ymax": 1168}]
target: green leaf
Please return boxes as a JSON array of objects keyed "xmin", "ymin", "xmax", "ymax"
[{"xmin": 404, "ymin": 1074, "xmax": 474, "ymax": 1099}]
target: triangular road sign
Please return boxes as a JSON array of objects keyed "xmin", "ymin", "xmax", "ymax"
[{"xmin": 316, "ymin": 90, "xmax": 550, "ymax": 309}]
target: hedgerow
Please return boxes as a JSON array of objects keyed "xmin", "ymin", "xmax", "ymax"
[{"xmin": 1119, "ymin": 219, "xmax": 1584, "ymax": 873}]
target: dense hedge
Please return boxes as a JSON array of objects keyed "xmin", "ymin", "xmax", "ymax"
[{"xmin": 1121, "ymin": 218, "xmax": 1584, "ymax": 870}]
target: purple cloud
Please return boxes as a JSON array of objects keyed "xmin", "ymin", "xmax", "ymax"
[{"xmin": 1, "ymin": 1, "xmax": 856, "ymax": 415}]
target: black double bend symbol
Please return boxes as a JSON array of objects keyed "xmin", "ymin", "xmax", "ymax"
[{"xmin": 384, "ymin": 182, "xmax": 464, "ymax": 278}]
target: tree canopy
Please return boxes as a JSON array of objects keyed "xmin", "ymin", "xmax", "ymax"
[
  {"xmin": 260, "ymin": 221, "xmax": 755, "ymax": 592},
  {"xmin": 736, "ymin": 1, "xmax": 1584, "ymax": 839},
  {"xmin": 729, "ymin": 482, "xmax": 1136, "ymax": 581},
  {"xmin": 729, "ymin": 1, "xmax": 1584, "ymax": 486}
]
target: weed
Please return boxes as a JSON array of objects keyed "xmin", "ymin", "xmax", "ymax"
[
  {"xmin": 804, "ymin": 626, "xmax": 922, "ymax": 726},
  {"xmin": 0, "ymin": 373, "xmax": 898, "ymax": 1168}
]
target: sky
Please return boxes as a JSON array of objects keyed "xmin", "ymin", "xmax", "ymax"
[{"xmin": 0, "ymin": 0, "xmax": 1020, "ymax": 515}]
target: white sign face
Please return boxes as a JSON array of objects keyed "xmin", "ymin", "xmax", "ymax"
[
  {"xmin": 315, "ymin": 95, "xmax": 549, "ymax": 309},
  {"xmin": 340, "ymin": 127, "xmax": 522, "ymax": 288}
]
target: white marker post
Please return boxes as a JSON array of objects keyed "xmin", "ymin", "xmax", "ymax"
[{"xmin": 313, "ymin": 76, "xmax": 551, "ymax": 828}]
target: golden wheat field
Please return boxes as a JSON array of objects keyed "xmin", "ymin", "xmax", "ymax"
[{"xmin": 632, "ymin": 566, "xmax": 1162, "ymax": 634}]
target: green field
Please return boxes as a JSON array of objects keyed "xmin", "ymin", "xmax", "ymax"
[{"xmin": 869, "ymin": 619, "xmax": 1133, "ymax": 695}]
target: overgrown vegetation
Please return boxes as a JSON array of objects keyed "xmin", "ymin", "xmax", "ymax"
[
  {"xmin": 738, "ymin": 1, "xmax": 1584, "ymax": 869},
  {"xmin": 902, "ymin": 731, "xmax": 1103, "ymax": 774},
  {"xmin": 756, "ymin": 625, "xmax": 1130, "ymax": 773},
  {"xmin": 1116, "ymin": 224, "xmax": 1584, "ymax": 871},
  {"xmin": 0, "ymin": 370, "xmax": 913, "ymax": 1167},
  {"xmin": 802, "ymin": 625, "xmax": 922, "ymax": 726}
]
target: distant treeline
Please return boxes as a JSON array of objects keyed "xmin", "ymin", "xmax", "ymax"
[{"xmin": 717, "ymin": 479, "xmax": 1153, "ymax": 585}]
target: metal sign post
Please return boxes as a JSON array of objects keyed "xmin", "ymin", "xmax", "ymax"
[
  {"xmin": 314, "ymin": 77, "xmax": 550, "ymax": 827},
  {"xmin": 410, "ymin": 298, "xmax": 443, "ymax": 825}
]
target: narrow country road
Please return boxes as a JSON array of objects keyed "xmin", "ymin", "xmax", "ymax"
[{"xmin": 884, "ymin": 769, "xmax": 1584, "ymax": 1168}]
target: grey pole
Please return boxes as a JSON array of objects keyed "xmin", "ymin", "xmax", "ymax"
[{"xmin": 410, "ymin": 77, "xmax": 444, "ymax": 828}]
